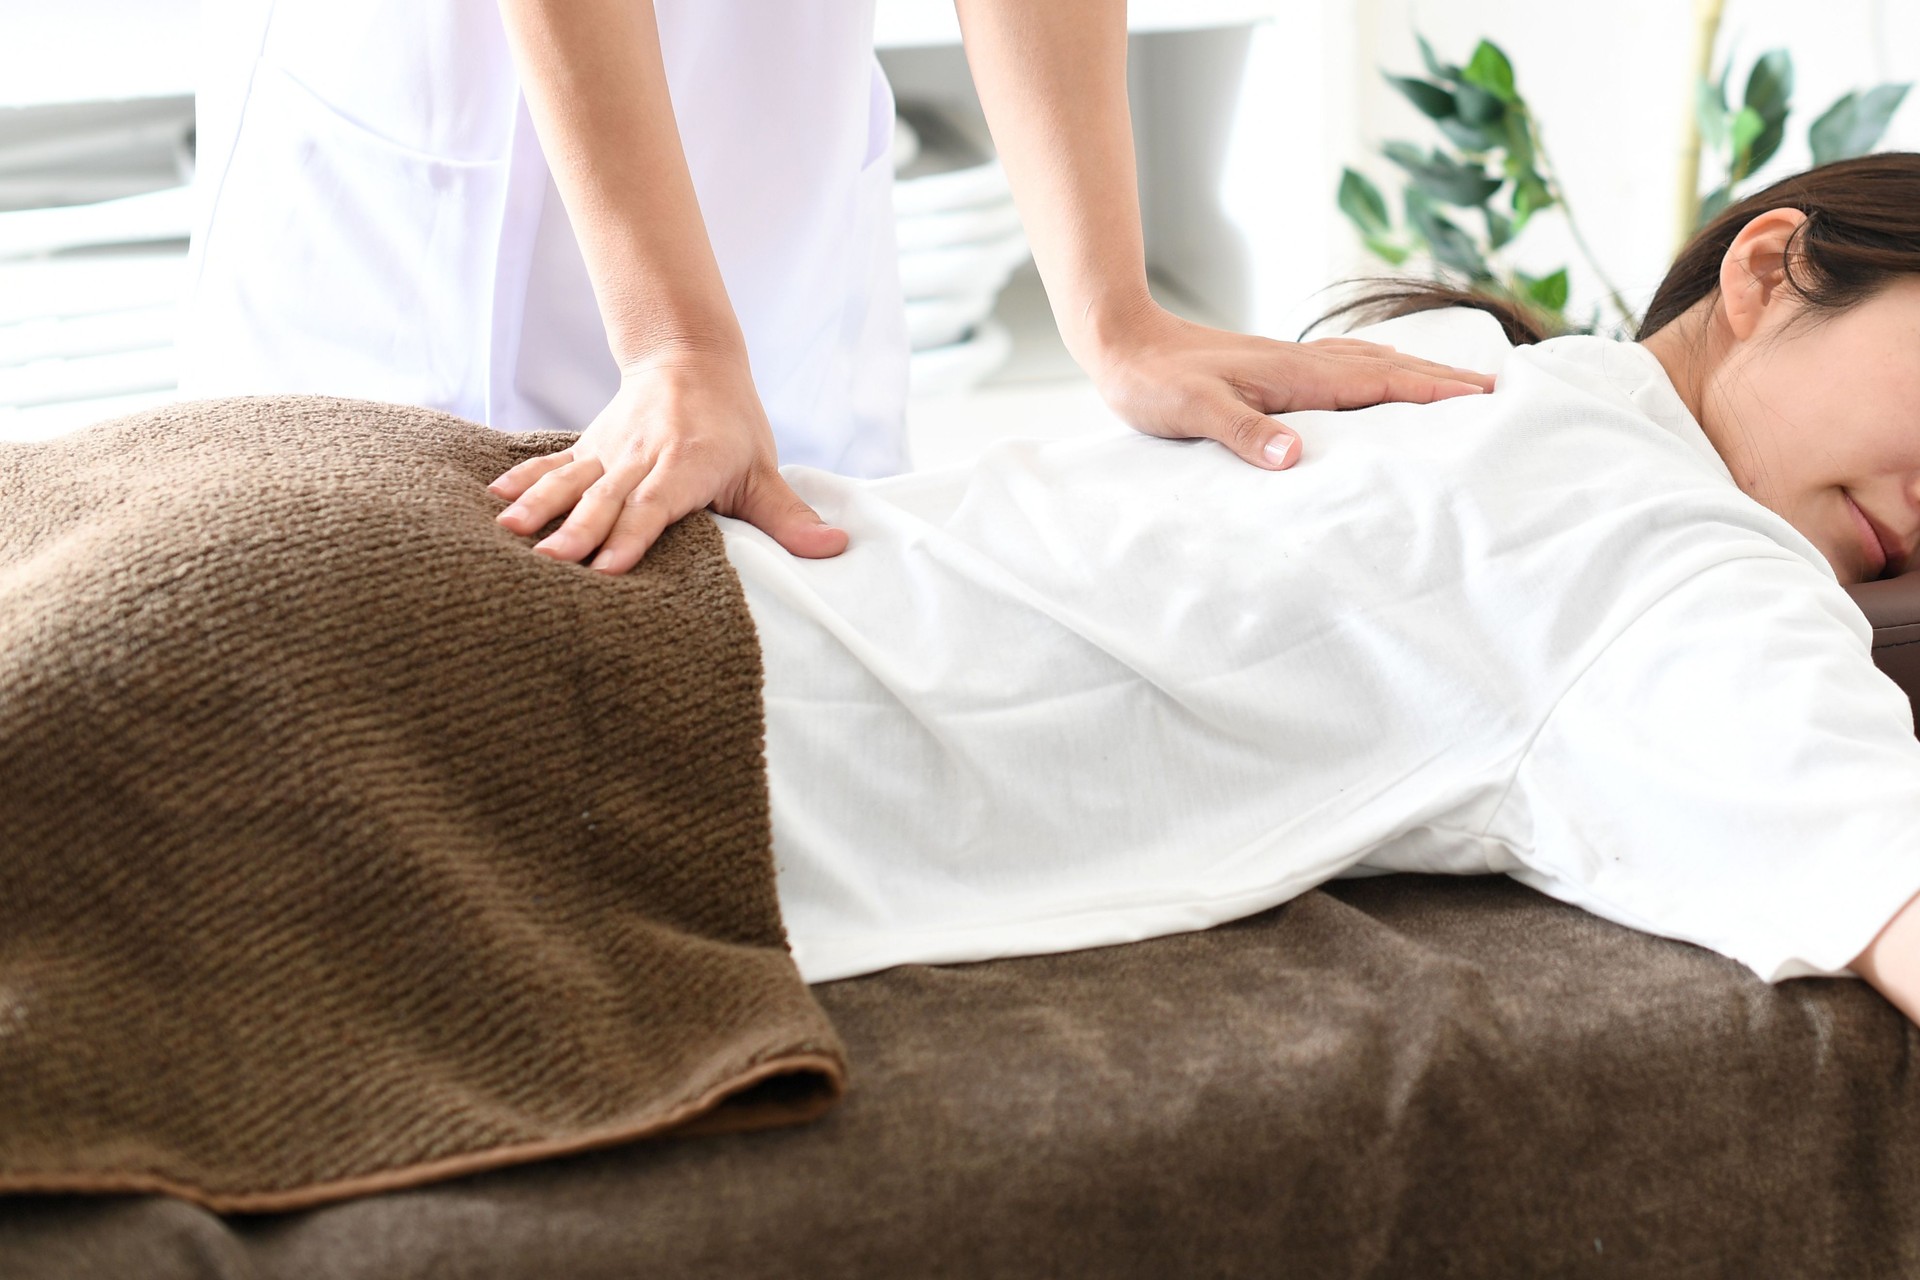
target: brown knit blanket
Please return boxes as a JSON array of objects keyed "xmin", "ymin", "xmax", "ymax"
[{"xmin": 0, "ymin": 396, "xmax": 846, "ymax": 1213}]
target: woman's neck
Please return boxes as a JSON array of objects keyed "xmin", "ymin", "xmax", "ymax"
[{"xmin": 1639, "ymin": 306, "xmax": 1720, "ymax": 452}]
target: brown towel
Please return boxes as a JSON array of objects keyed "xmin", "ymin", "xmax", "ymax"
[{"xmin": 0, "ymin": 396, "xmax": 846, "ymax": 1213}]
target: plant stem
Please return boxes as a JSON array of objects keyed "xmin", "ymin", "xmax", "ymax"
[
  {"xmin": 1529, "ymin": 115, "xmax": 1638, "ymax": 331},
  {"xmin": 1675, "ymin": 0, "xmax": 1729, "ymax": 244}
]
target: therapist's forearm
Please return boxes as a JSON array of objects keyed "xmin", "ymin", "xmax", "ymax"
[
  {"xmin": 496, "ymin": 0, "xmax": 745, "ymax": 368},
  {"xmin": 953, "ymin": 0, "xmax": 1153, "ymax": 370}
]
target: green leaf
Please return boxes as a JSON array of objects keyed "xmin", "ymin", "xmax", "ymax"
[
  {"xmin": 1485, "ymin": 208, "xmax": 1515, "ymax": 250},
  {"xmin": 1695, "ymin": 78, "xmax": 1730, "ymax": 149},
  {"xmin": 1742, "ymin": 49, "xmax": 1794, "ymax": 124},
  {"xmin": 1516, "ymin": 267, "xmax": 1570, "ymax": 311},
  {"xmin": 1411, "ymin": 166, "xmax": 1505, "ymax": 209},
  {"xmin": 1810, "ymin": 90, "xmax": 1860, "ymax": 167},
  {"xmin": 1416, "ymin": 33, "xmax": 1458, "ymax": 82},
  {"xmin": 1511, "ymin": 170, "xmax": 1554, "ymax": 226},
  {"xmin": 1501, "ymin": 110, "xmax": 1536, "ymax": 176},
  {"xmin": 1385, "ymin": 74, "xmax": 1457, "ymax": 120},
  {"xmin": 1454, "ymin": 82, "xmax": 1507, "ymax": 127},
  {"xmin": 1809, "ymin": 83, "xmax": 1912, "ymax": 165},
  {"xmin": 1729, "ymin": 105, "xmax": 1765, "ymax": 168},
  {"xmin": 1383, "ymin": 142, "xmax": 1504, "ymax": 208},
  {"xmin": 1382, "ymin": 139, "xmax": 1429, "ymax": 170},
  {"xmin": 1338, "ymin": 168, "xmax": 1393, "ymax": 237},
  {"xmin": 1363, "ymin": 235, "xmax": 1412, "ymax": 266},
  {"xmin": 1462, "ymin": 41, "xmax": 1518, "ymax": 104},
  {"xmin": 1437, "ymin": 117, "xmax": 1500, "ymax": 153},
  {"xmin": 1748, "ymin": 115, "xmax": 1787, "ymax": 171},
  {"xmin": 1406, "ymin": 190, "xmax": 1492, "ymax": 280}
]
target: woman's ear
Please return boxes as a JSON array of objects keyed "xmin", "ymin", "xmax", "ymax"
[{"xmin": 1718, "ymin": 207, "xmax": 1810, "ymax": 340}]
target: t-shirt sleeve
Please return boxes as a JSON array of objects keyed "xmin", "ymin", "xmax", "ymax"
[{"xmin": 1489, "ymin": 554, "xmax": 1920, "ymax": 983}]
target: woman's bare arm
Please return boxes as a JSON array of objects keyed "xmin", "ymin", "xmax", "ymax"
[{"xmin": 1851, "ymin": 889, "xmax": 1920, "ymax": 1024}]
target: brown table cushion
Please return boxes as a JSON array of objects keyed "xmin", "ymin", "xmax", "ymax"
[
  {"xmin": 0, "ymin": 397, "xmax": 843, "ymax": 1211},
  {"xmin": 4, "ymin": 874, "xmax": 1916, "ymax": 1278}
]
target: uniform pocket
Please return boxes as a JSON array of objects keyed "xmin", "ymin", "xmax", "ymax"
[
  {"xmin": 859, "ymin": 58, "xmax": 898, "ymax": 175},
  {"xmin": 256, "ymin": 1, "xmax": 520, "ymax": 164},
  {"xmin": 180, "ymin": 60, "xmax": 511, "ymax": 421}
]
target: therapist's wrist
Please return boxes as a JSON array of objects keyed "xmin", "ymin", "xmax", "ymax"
[
  {"xmin": 1063, "ymin": 287, "xmax": 1175, "ymax": 380},
  {"xmin": 611, "ymin": 326, "xmax": 751, "ymax": 381}
]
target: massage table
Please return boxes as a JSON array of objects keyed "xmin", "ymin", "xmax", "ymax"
[{"xmin": 5, "ymin": 576, "xmax": 1920, "ymax": 1278}]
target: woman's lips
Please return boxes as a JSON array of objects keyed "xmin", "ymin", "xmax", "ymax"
[{"xmin": 1845, "ymin": 490, "xmax": 1890, "ymax": 579}]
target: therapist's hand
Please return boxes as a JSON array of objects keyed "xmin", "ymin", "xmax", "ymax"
[
  {"xmin": 1085, "ymin": 301, "xmax": 1495, "ymax": 470},
  {"xmin": 488, "ymin": 347, "xmax": 848, "ymax": 574}
]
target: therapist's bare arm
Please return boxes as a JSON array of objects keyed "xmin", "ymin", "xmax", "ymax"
[
  {"xmin": 952, "ymin": 0, "xmax": 1494, "ymax": 469},
  {"xmin": 1852, "ymin": 890, "xmax": 1920, "ymax": 1027},
  {"xmin": 489, "ymin": 0, "xmax": 845, "ymax": 572}
]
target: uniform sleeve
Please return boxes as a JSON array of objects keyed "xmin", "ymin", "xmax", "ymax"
[{"xmin": 1490, "ymin": 555, "xmax": 1920, "ymax": 982}]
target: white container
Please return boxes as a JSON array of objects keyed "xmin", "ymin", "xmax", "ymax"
[
  {"xmin": 893, "ymin": 156, "xmax": 1011, "ymax": 218},
  {"xmin": 904, "ymin": 288, "xmax": 1000, "ymax": 350},
  {"xmin": 897, "ymin": 225, "xmax": 1029, "ymax": 300},
  {"xmin": 907, "ymin": 318, "xmax": 1013, "ymax": 396},
  {"xmin": 894, "ymin": 195, "xmax": 1023, "ymax": 254}
]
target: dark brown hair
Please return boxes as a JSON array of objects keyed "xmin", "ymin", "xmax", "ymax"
[{"xmin": 1317, "ymin": 152, "xmax": 1920, "ymax": 346}]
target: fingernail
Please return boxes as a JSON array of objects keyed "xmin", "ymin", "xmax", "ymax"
[
  {"xmin": 1263, "ymin": 435, "xmax": 1295, "ymax": 466},
  {"xmin": 499, "ymin": 504, "xmax": 524, "ymax": 521}
]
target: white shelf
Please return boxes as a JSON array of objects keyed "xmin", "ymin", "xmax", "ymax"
[
  {"xmin": 2, "ymin": 1, "xmax": 198, "ymax": 108},
  {"xmin": 9, "ymin": 2, "xmax": 1283, "ymax": 104},
  {"xmin": 877, "ymin": 0, "xmax": 1277, "ymax": 49},
  {"xmin": 10, "ymin": 0, "xmax": 1284, "ymax": 102}
]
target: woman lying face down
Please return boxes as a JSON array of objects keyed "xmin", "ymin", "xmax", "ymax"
[
  {"xmin": 1626, "ymin": 163, "xmax": 1920, "ymax": 1013},
  {"xmin": 721, "ymin": 154, "xmax": 1920, "ymax": 1030},
  {"xmin": 1627, "ymin": 189, "xmax": 1920, "ymax": 589}
]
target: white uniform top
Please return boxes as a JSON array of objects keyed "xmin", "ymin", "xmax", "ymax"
[
  {"xmin": 717, "ymin": 309, "xmax": 1920, "ymax": 984},
  {"xmin": 178, "ymin": 0, "xmax": 910, "ymax": 476}
]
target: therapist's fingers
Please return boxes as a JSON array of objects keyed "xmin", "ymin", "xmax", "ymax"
[
  {"xmin": 1306, "ymin": 337, "xmax": 1396, "ymax": 353},
  {"xmin": 531, "ymin": 460, "xmax": 654, "ymax": 563},
  {"xmin": 1278, "ymin": 351, "xmax": 1493, "ymax": 409},
  {"xmin": 582, "ymin": 462, "xmax": 712, "ymax": 575},
  {"xmin": 495, "ymin": 455, "xmax": 606, "ymax": 538},
  {"xmin": 724, "ymin": 467, "xmax": 849, "ymax": 560},
  {"xmin": 585, "ymin": 462, "xmax": 846, "ymax": 575},
  {"xmin": 1202, "ymin": 393, "xmax": 1301, "ymax": 471},
  {"xmin": 1299, "ymin": 341, "xmax": 1495, "ymax": 396},
  {"xmin": 487, "ymin": 448, "xmax": 576, "ymax": 502}
]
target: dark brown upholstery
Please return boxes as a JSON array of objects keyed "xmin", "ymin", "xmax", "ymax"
[
  {"xmin": 2, "ymin": 501, "xmax": 1916, "ymax": 1272},
  {"xmin": 4, "ymin": 876, "xmax": 1917, "ymax": 1278}
]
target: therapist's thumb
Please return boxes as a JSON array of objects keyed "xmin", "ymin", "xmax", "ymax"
[
  {"xmin": 735, "ymin": 467, "xmax": 849, "ymax": 559},
  {"xmin": 1209, "ymin": 400, "xmax": 1300, "ymax": 471}
]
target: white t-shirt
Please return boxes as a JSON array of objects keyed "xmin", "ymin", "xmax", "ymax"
[{"xmin": 716, "ymin": 309, "xmax": 1920, "ymax": 985}]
